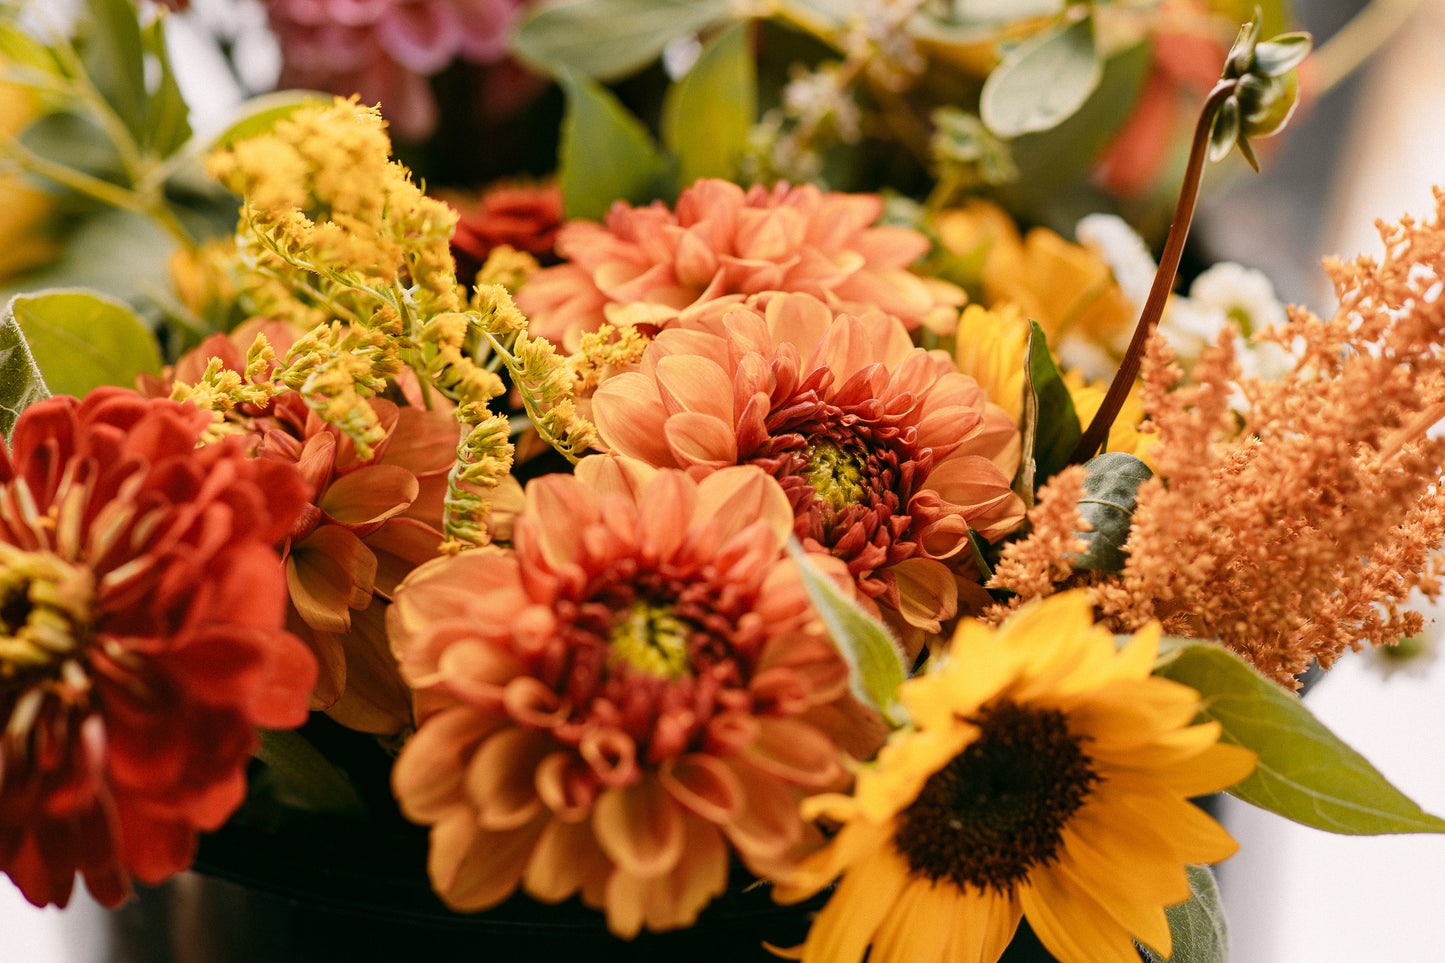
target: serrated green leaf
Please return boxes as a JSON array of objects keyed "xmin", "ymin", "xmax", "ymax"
[
  {"xmin": 139, "ymin": 17, "xmax": 191, "ymax": 158},
  {"xmin": 0, "ymin": 305, "xmax": 52, "ymax": 439},
  {"xmin": 10, "ymin": 289, "xmax": 162, "ymax": 397},
  {"xmin": 981, "ymin": 15, "xmax": 1102, "ymax": 138},
  {"xmin": 255, "ymin": 730, "xmax": 367, "ymax": 817},
  {"xmin": 786, "ymin": 536, "xmax": 908, "ymax": 727},
  {"xmin": 661, "ymin": 22, "xmax": 756, "ymax": 187},
  {"xmin": 1071, "ymin": 451, "xmax": 1151, "ymax": 571},
  {"xmin": 79, "ymin": 0, "xmax": 148, "ymax": 146},
  {"xmin": 1021, "ymin": 320, "xmax": 1081, "ymax": 492},
  {"xmin": 557, "ymin": 67, "xmax": 670, "ymax": 221},
  {"xmin": 1137, "ymin": 865, "xmax": 1228, "ymax": 963},
  {"xmin": 1156, "ymin": 643, "xmax": 1445, "ymax": 835},
  {"xmin": 513, "ymin": 0, "xmax": 732, "ymax": 82}
]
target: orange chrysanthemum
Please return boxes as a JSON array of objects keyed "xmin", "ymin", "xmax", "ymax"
[
  {"xmin": 516, "ymin": 178, "xmax": 964, "ymax": 350},
  {"xmin": 0, "ymin": 388, "xmax": 316, "ymax": 908},
  {"xmin": 388, "ymin": 459, "xmax": 885, "ymax": 937},
  {"xmin": 591, "ymin": 292, "xmax": 1025, "ymax": 647},
  {"xmin": 775, "ymin": 591, "xmax": 1256, "ymax": 963}
]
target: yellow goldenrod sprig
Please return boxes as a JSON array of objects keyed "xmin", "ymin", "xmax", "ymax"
[
  {"xmin": 278, "ymin": 322, "xmax": 402, "ymax": 459},
  {"xmin": 440, "ymin": 408, "xmax": 515, "ymax": 553},
  {"xmin": 567, "ymin": 323, "xmax": 652, "ymax": 394}
]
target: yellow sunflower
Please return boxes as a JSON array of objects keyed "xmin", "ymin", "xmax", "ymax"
[{"xmin": 773, "ymin": 591, "xmax": 1256, "ymax": 963}]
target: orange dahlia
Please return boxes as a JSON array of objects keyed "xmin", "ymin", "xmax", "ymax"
[
  {"xmin": 774, "ymin": 591, "xmax": 1256, "ymax": 963},
  {"xmin": 260, "ymin": 390, "xmax": 458, "ymax": 735},
  {"xmin": 516, "ymin": 178, "xmax": 964, "ymax": 351},
  {"xmin": 388, "ymin": 459, "xmax": 885, "ymax": 937},
  {"xmin": 0, "ymin": 388, "xmax": 315, "ymax": 908},
  {"xmin": 591, "ymin": 293, "xmax": 1025, "ymax": 647}
]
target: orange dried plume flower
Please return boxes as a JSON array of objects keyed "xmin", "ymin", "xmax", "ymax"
[{"xmin": 991, "ymin": 189, "xmax": 1445, "ymax": 686}]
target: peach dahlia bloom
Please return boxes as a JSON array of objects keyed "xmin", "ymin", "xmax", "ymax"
[
  {"xmin": 0, "ymin": 389, "xmax": 315, "ymax": 907},
  {"xmin": 591, "ymin": 293, "xmax": 1025, "ymax": 645},
  {"xmin": 516, "ymin": 178, "xmax": 964, "ymax": 351},
  {"xmin": 389, "ymin": 460, "xmax": 884, "ymax": 936}
]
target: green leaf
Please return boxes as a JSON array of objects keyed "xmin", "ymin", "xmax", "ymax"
[
  {"xmin": 208, "ymin": 90, "xmax": 329, "ymax": 152},
  {"xmin": 255, "ymin": 730, "xmax": 367, "ymax": 817},
  {"xmin": 139, "ymin": 16, "xmax": 191, "ymax": 158},
  {"xmin": 660, "ymin": 22, "xmax": 756, "ymax": 187},
  {"xmin": 1208, "ymin": 96, "xmax": 1242, "ymax": 164},
  {"xmin": 556, "ymin": 67, "xmax": 671, "ymax": 221},
  {"xmin": 1252, "ymin": 33, "xmax": 1312, "ymax": 78},
  {"xmin": 0, "ymin": 304, "xmax": 52, "ymax": 440},
  {"xmin": 10, "ymin": 289, "xmax": 163, "ymax": 397},
  {"xmin": 1071, "ymin": 451, "xmax": 1151, "ymax": 571},
  {"xmin": 513, "ymin": 0, "xmax": 732, "ymax": 82},
  {"xmin": 1020, "ymin": 320, "xmax": 1081, "ymax": 494},
  {"xmin": 1156, "ymin": 642, "xmax": 1445, "ymax": 835},
  {"xmin": 980, "ymin": 14, "xmax": 1102, "ymax": 138},
  {"xmin": 1137, "ymin": 865, "xmax": 1228, "ymax": 963},
  {"xmin": 0, "ymin": 21, "xmax": 62, "ymax": 79},
  {"xmin": 79, "ymin": 0, "xmax": 149, "ymax": 146},
  {"xmin": 786, "ymin": 536, "xmax": 908, "ymax": 727}
]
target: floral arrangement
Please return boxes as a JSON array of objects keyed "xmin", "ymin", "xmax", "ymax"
[{"xmin": 1, "ymin": 0, "xmax": 1442, "ymax": 961}]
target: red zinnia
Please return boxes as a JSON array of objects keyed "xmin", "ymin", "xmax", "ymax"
[{"xmin": 0, "ymin": 388, "xmax": 316, "ymax": 908}]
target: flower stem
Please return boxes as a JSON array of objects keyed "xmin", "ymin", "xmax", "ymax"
[{"xmin": 1070, "ymin": 79, "xmax": 1235, "ymax": 463}]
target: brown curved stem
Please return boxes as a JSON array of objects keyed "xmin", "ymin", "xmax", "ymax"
[{"xmin": 1071, "ymin": 79, "xmax": 1236, "ymax": 463}]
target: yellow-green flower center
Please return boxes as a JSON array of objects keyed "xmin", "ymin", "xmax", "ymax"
[
  {"xmin": 0, "ymin": 547, "xmax": 93, "ymax": 681},
  {"xmin": 607, "ymin": 601, "xmax": 693, "ymax": 679},
  {"xmin": 802, "ymin": 439, "xmax": 868, "ymax": 515},
  {"xmin": 894, "ymin": 699, "xmax": 1098, "ymax": 894}
]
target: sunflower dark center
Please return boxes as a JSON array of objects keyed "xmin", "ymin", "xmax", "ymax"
[{"xmin": 894, "ymin": 699, "xmax": 1098, "ymax": 894}]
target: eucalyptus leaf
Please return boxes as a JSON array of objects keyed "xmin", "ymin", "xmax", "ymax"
[
  {"xmin": 513, "ymin": 0, "xmax": 732, "ymax": 82},
  {"xmin": 0, "ymin": 305, "xmax": 52, "ymax": 440},
  {"xmin": 557, "ymin": 67, "xmax": 671, "ymax": 221},
  {"xmin": 1156, "ymin": 643, "xmax": 1445, "ymax": 835},
  {"xmin": 1021, "ymin": 320, "xmax": 1081, "ymax": 493},
  {"xmin": 1137, "ymin": 865, "xmax": 1228, "ymax": 963},
  {"xmin": 78, "ymin": 0, "xmax": 148, "ymax": 147},
  {"xmin": 786, "ymin": 536, "xmax": 908, "ymax": 727},
  {"xmin": 661, "ymin": 22, "xmax": 756, "ymax": 187},
  {"xmin": 255, "ymin": 730, "xmax": 367, "ymax": 817},
  {"xmin": 1071, "ymin": 451, "xmax": 1151, "ymax": 571},
  {"xmin": 980, "ymin": 15, "xmax": 1102, "ymax": 138},
  {"xmin": 10, "ymin": 289, "xmax": 163, "ymax": 397},
  {"xmin": 208, "ymin": 90, "xmax": 329, "ymax": 152}
]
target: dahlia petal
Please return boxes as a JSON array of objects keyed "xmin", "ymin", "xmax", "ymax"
[
  {"xmin": 658, "ymin": 753, "xmax": 745, "ymax": 824},
  {"xmin": 319, "ymin": 463, "xmax": 419, "ymax": 527},
  {"xmin": 465, "ymin": 728, "xmax": 549, "ymax": 831},
  {"xmin": 431, "ymin": 811, "xmax": 547, "ymax": 912},
  {"xmin": 380, "ymin": 406, "xmax": 461, "ymax": 476},
  {"xmin": 664, "ymin": 412, "xmax": 739, "ymax": 469},
  {"xmin": 364, "ymin": 518, "xmax": 443, "ymax": 598},
  {"xmin": 318, "ymin": 605, "xmax": 410, "ymax": 735},
  {"xmin": 653, "ymin": 354, "xmax": 735, "ymax": 420},
  {"xmin": 284, "ymin": 526, "xmax": 375, "ymax": 630},
  {"xmin": 886, "ymin": 557, "xmax": 958, "ymax": 632},
  {"xmin": 667, "ymin": 816, "xmax": 730, "ymax": 926},
  {"xmin": 742, "ymin": 717, "xmax": 841, "ymax": 788},
  {"xmin": 592, "ymin": 374, "xmax": 678, "ymax": 467},
  {"xmin": 697, "ymin": 465, "xmax": 793, "ymax": 547},
  {"xmin": 592, "ymin": 776, "xmax": 685, "ymax": 878},
  {"xmin": 534, "ymin": 750, "xmax": 600, "ymax": 820},
  {"xmin": 522, "ymin": 474, "xmax": 602, "ymax": 570},
  {"xmin": 634, "ymin": 470, "xmax": 696, "ymax": 560},
  {"xmin": 376, "ymin": 0, "xmax": 459, "ymax": 75},
  {"xmin": 720, "ymin": 761, "xmax": 803, "ymax": 865},
  {"xmin": 523, "ymin": 816, "xmax": 609, "ymax": 903},
  {"xmin": 393, "ymin": 705, "xmax": 502, "ymax": 821}
]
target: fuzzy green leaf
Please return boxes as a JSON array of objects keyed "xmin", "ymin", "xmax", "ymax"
[
  {"xmin": 208, "ymin": 91, "xmax": 329, "ymax": 152},
  {"xmin": 557, "ymin": 68, "xmax": 671, "ymax": 221},
  {"xmin": 1156, "ymin": 643, "xmax": 1445, "ymax": 835},
  {"xmin": 0, "ymin": 306, "xmax": 52, "ymax": 440},
  {"xmin": 1071, "ymin": 451, "xmax": 1151, "ymax": 571},
  {"xmin": 661, "ymin": 22, "xmax": 756, "ymax": 187},
  {"xmin": 513, "ymin": 0, "xmax": 732, "ymax": 82},
  {"xmin": 10, "ymin": 289, "xmax": 162, "ymax": 397},
  {"xmin": 980, "ymin": 15, "xmax": 1102, "ymax": 138},
  {"xmin": 786, "ymin": 537, "xmax": 908, "ymax": 727},
  {"xmin": 1137, "ymin": 865, "xmax": 1228, "ymax": 963},
  {"xmin": 256, "ymin": 730, "xmax": 367, "ymax": 817}
]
